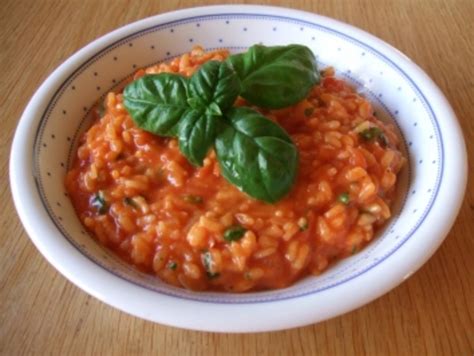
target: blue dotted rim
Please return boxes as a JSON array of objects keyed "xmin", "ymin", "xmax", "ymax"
[{"xmin": 33, "ymin": 13, "xmax": 443, "ymax": 304}]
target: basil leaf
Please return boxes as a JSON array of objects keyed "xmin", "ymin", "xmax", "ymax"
[
  {"xmin": 123, "ymin": 74, "xmax": 189, "ymax": 136},
  {"xmin": 215, "ymin": 107, "xmax": 298, "ymax": 203},
  {"xmin": 182, "ymin": 194, "xmax": 204, "ymax": 204},
  {"xmin": 188, "ymin": 61, "xmax": 240, "ymax": 112},
  {"xmin": 227, "ymin": 44, "xmax": 319, "ymax": 109},
  {"xmin": 178, "ymin": 110, "xmax": 220, "ymax": 166}
]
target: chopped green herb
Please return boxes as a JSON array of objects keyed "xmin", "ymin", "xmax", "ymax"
[
  {"xmin": 359, "ymin": 127, "xmax": 382, "ymax": 141},
  {"xmin": 379, "ymin": 133, "xmax": 388, "ymax": 147},
  {"xmin": 183, "ymin": 194, "xmax": 204, "ymax": 204},
  {"xmin": 123, "ymin": 197, "xmax": 138, "ymax": 208},
  {"xmin": 201, "ymin": 251, "xmax": 219, "ymax": 279},
  {"xmin": 202, "ymin": 251, "xmax": 212, "ymax": 269},
  {"xmin": 304, "ymin": 107, "xmax": 315, "ymax": 117},
  {"xmin": 223, "ymin": 225, "xmax": 247, "ymax": 242},
  {"xmin": 167, "ymin": 261, "xmax": 178, "ymax": 270},
  {"xmin": 298, "ymin": 217, "xmax": 309, "ymax": 231},
  {"xmin": 91, "ymin": 191, "xmax": 107, "ymax": 214},
  {"xmin": 359, "ymin": 126, "xmax": 388, "ymax": 147},
  {"xmin": 244, "ymin": 271, "xmax": 252, "ymax": 280},
  {"xmin": 338, "ymin": 192, "xmax": 350, "ymax": 205},
  {"xmin": 351, "ymin": 245, "xmax": 358, "ymax": 255}
]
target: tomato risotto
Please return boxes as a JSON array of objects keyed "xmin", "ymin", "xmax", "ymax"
[{"xmin": 66, "ymin": 46, "xmax": 405, "ymax": 292}]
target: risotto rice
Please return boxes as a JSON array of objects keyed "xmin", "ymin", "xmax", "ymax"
[{"xmin": 65, "ymin": 46, "xmax": 405, "ymax": 292}]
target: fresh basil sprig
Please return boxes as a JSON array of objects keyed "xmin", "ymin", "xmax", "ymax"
[
  {"xmin": 124, "ymin": 61, "xmax": 239, "ymax": 166},
  {"xmin": 123, "ymin": 44, "xmax": 319, "ymax": 203}
]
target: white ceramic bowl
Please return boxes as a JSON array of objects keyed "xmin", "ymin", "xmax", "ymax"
[{"xmin": 10, "ymin": 5, "xmax": 467, "ymax": 332}]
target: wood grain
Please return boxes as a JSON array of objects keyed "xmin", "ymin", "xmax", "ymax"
[{"xmin": 1, "ymin": 0, "xmax": 473, "ymax": 354}]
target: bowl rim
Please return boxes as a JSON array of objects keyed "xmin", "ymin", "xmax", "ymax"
[{"xmin": 10, "ymin": 4, "xmax": 468, "ymax": 332}]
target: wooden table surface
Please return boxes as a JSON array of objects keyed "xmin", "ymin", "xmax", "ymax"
[{"xmin": 1, "ymin": 0, "xmax": 473, "ymax": 354}]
